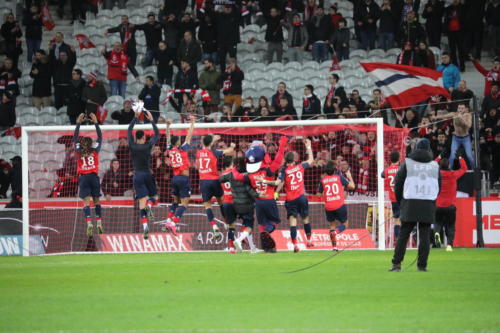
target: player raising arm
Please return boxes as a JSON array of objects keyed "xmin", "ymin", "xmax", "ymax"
[
  {"xmin": 231, "ymin": 136, "xmax": 289, "ymax": 253},
  {"xmin": 317, "ymin": 160, "xmax": 355, "ymax": 251},
  {"xmin": 163, "ymin": 115, "xmax": 195, "ymax": 235},
  {"xmin": 381, "ymin": 151, "xmax": 401, "ymax": 244},
  {"xmin": 128, "ymin": 110, "xmax": 160, "ymax": 239},
  {"xmin": 274, "ymin": 138, "xmax": 314, "ymax": 253},
  {"xmin": 197, "ymin": 134, "xmax": 235, "ymax": 241},
  {"xmin": 74, "ymin": 113, "xmax": 103, "ymax": 237}
]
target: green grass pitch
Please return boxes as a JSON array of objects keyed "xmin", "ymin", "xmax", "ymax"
[{"xmin": 1, "ymin": 249, "xmax": 500, "ymax": 333}]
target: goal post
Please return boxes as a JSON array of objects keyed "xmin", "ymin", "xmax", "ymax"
[{"xmin": 22, "ymin": 118, "xmax": 405, "ymax": 256}]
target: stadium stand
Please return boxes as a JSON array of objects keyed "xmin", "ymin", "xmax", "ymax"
[{"xmin": 0, "ymin": 0, "xmax": 499, "ymax": 200}]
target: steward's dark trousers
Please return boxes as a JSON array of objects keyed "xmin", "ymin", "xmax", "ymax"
[{"xmin": 392, "ymin": 222, "xmax": 431, "ymax": 269}]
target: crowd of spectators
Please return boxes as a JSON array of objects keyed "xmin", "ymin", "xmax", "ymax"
[{"xmin": 0, "ymin": 0, "xmax": 499, "ymax": 201}]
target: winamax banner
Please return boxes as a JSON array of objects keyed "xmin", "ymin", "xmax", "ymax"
[{"xmin": 27, "ymin": 200, "xmax": 374, "ymax": 254}]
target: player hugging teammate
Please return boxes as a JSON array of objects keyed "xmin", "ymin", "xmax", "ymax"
[
  {"xmin": 228, "ymin": 137, "xmax": 288, "ymax": 252},
  {"xmin": 220, "ymin": 156, "xmax": 259, "ymax": 254}
]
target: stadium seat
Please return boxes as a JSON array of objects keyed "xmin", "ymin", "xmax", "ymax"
[
  {"xmin": 244, "ymin": 88, "xmax": 259, "ymax": 98},
  {"xmin": 258, "ymin": 87, "xmax": 275, "ymax": 98},
  {"xmin": 56, "ymin": 107, "xmax": 67, "ymax": 117},
  {"xmin": 350, "ymin": 49, "xmax": 368, "ymax": 60},
  {"xmin": 105, "ymin": 102, "xmax": 121, "ymax": 113},
  {"xmin": 20, "ymin": 86, "xmax": 32, "ymax": 97},
  {"xmin": 41, "ymin": 106, "xmax": 57, "ymax": 116},
  {"xmin": 302, "ymin": 61, "xmax": 320, "ymax": 71},
  {"xmin": 319, "ymin": 60, "xmax": 331, "ymax": 71},
  {"xmin": 107, "ymin": 95, "xmax": 124, "ymax": 105},
  {"xmin": 98, "ymin": 9, "xmax": 113, "ymax": 19},
  {"xmin": 29, "ymin": 161, "xmax": 43, "ymax": 173},
  {"xmin": 18, "ymin": 115, "xmax": 39, "ymax": 126},
  {"xmin": 267, "ymin": 62, "xmax": 284, "ymax": 72},
  {"xmin": 331, "ymin": 70, "xmax": 345, "ymax": 80},
  {"xmin": 244, "ymin": 24, "xmax": 260, "ymax": 34},
  {"xmin": 368, "ymin": 49, "xmax": 386, "ymax": 58},
  {"xmin": 18, "ymin": 75, "xmax": 33, "ymax": 88},
  {"xmin": 386, "ymin": 48, "xmax": 401, "ymax": 58},
  {"xmin": 344, "ymin": 77, "xmax": 358, "ymax": 89},
  {"xmin": 165, "ymin": 111, "xmax": 181, "ymax": 123},
  {"xmin": 242, "ymin": 81, "xmax": 256, "ymax": 91},
  {"xmin": 33, "ymin": 178, "xmax": 53, "ymax": 194},
  {"xmin": 0, "ymin": 136, "xmax": 16, "ymax": 148},
  {"xmin": 39, "ymin": 114, "xmax": 56, "ymax": 126},
  {"xmin": 42, "ymin": 158, "xmax": 61, "ymax": 171},
  {"xmin": 253, "ymin": 41, "xmax": 267, "ymax": 53},
  {"xmin": 315, "ymin": 87, "xmax": 328, "ymax": 100},
  {"xmin": 266, "ymin": 69, "xmax": 284, "ymax": 80},
  {"xmin": 143, "ymin": 66, "xmax": 157, "ymax": 76},
  {"xmin": 19, "ymin": 106, "xmax": 39, "ymax": 118},
  {"xmin": 240, "ymin": 58, "xmax": 257, "ymax": 69}
]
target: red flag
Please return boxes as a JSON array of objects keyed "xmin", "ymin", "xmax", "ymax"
[
  {"xmin": 329, "ymin": 55, "xmax": 341, "ymax": 71},
  {"xmin": 97, "ymin": 106, "xmax": 108, "ymax": 124},
  {"xmin": 360, "ymin": 62, "xmax": 451, "ymax": 109},
  {"xmin": 41, "ymin": 3, "xmax": 55, "ymax": 31},
  {"xmin": 75, "ymin": 34, "xmax": 96, "ymax": 49}
]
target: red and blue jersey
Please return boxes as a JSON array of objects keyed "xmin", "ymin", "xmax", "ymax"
[
  {"xmin": 221, "ymin": 169, "xmax": 234, "ymax": 203},
  {"xmin": 196, "ymin": 148, "xmax": 223, "ymax": 180},
  {"xmin": 168, "ymin": 143, "xmax": 190, "ymax": 176},
  {"xmin": 382, "ymin": 164, "xmax": 399, "ymax": 203},
  {"xmin": 279, "ymin": 162, "xmax": 310, "ymax": 201},
  {"xmin": 77, "ymin": 151, "xmax": 100, "ymax": 175},
  {"xmin": 74, "ymin": 123, "xmax": 102, "ymax": 175},
  {"xmin": 247, "ymin": 168, "xmax": 276, "ymax": 200},
  {"xmin": 318, "ymin": 174, "xmax": 349, "ymax": 211}
]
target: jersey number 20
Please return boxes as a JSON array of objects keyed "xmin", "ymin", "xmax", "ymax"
[{"xmin": 325, "ymin": 183, "xmax": 340, "ymax": 196}]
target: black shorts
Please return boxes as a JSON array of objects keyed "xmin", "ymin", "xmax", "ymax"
[
  {"xmin": 172, "ymin": 175, "xmax": 191, "ymax": 198},
  {"xmin": 391, "ymin": 202, "xmax": 400, "ymax": 219},
  {"xmin": 255, "ymin": 199, "xmax": 281, "ymax": 226},
  {"xmin": 200, "ymin": 179, "xmax": 223, "ymax": 202},
  {"xmin": 133, "ymin": 171, "xmax": 157, "ymax": 199},
  {"xmin": 325, "ymin": 205, "xmax": 348, "ymax": 223},
  {"xmin": 223, "ymin": 203, "xmax": 254, "ymax": 228},
  {"xmin": 79, "ymin": 173, "xmax": 101, "ymax": 198},
  {"xmin": 284, "ymin": 195, "xmax": 309, "ymax": 219}
]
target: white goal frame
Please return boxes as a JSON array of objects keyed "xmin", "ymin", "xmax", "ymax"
[{"xmin": 21, "ymin": 118, "xmax": 386, "ymax": 256}]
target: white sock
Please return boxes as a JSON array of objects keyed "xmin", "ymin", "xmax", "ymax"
[
  {"xmin": 247, "ymin": 234, "xmax": 256, "ymax": 249},
  {"xmin": 143, "ymin": 223, "xmax": 148, "ymax": 230},
  {"xmin": 237, "ymin": 231, "xmax": 249, "ymax": 242}
]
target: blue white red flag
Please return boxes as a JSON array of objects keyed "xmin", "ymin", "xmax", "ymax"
[{"xmin": 360, "ymin": 62, "xmax": 450, "ymax": 109}]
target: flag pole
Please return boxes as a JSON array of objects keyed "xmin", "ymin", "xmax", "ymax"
[{"xmin": 472, "ymin": 98, "xmax": 484, "ymax": 247}]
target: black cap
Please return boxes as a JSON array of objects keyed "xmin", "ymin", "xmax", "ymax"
[
  {"xmin": 10, "ymin": 155, "xmax": 21, "ymax": 162},
  {"xmin": 416, "ymin": 138, "xmax": 431, "ymax": 151}
]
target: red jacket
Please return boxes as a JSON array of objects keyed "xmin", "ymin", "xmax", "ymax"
[
  {"xmin": 436, "ymin": 158, "xmax": 467, "ymax": 208},
  {"xmin": 104, "ymin": 50, "xmax": 128, "ymax": 81},
  {"xmin": 472, "ymin": 60, "xmax": 500, "ymax": 96}
]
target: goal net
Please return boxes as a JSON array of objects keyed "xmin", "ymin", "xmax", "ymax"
[{"xmin": 21, "ymin": 119, "xmax": 409, "ymax": 256}]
